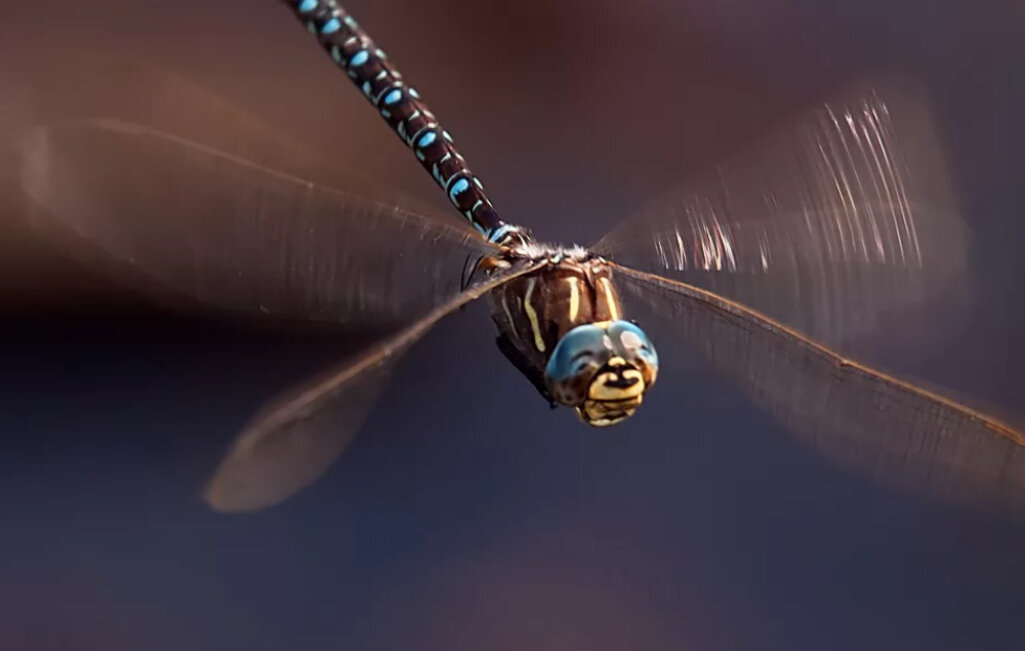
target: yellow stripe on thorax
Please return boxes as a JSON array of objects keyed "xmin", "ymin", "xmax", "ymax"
[
  {"xmin": 566, "ymin": 277, "xmax": 580, "ymax": 323},
  {"xmin": 523, "ymin": 278, "xmax": 546, "ymax": 352},
  {"xmin": 598, "ymin": 277, "xmax": 620, "ymax": 320}
]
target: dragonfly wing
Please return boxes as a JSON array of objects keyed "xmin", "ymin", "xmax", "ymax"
[
  {"xmin": 614, "ymin": 264, "xmax": 1025, "ymax": 513},
  {"xmin": 23, "ymin": 59, "xmax": 469, "ymax": 232},
  {"xmin": 21, "ymin": 118, "xmax": 495, "ymax": 324},
  {"xmin": 205, "ymin": 261, "xmax": 544, "ymax": 513},
  {"xmin": 593, "ymin": 81, "xmax": 967, "ymax": 352}
]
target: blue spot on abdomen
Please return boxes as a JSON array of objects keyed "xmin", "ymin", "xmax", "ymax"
[
  {"xmin": 320, "ymin": 17, "xmax": 341, "ymax": 34},
  {"xmin": 449, "ymin": 178, "xmax": 470, "ymax": 202},
  {"xmin": 417, "ymin": 131, "xmax": 437, "ymax": 148}
]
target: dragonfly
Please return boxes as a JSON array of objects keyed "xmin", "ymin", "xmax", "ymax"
[{"xmin": 19, "ymin": 0, "xmax": 1025, "ymax": 513}]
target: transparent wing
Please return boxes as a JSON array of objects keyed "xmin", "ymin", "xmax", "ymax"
[
  {"xmin": 19, "ymin": 60, "xmax": 493, "ymax": 324},
  {"xmin": 21, "ymin": 118, "xmax": 495, "ymax": 324},
  {"xmin": 205, "ymin": 260, "xmax": 544, "ymax": 513},
  {"xmin": 615, "ymin": 264, "xmax": 1025, "ymax": 513},
  {"xmin": 593, "ymin": 82, "xmax": 968, "ymax": 351},
  {"xmin": 24, "ymin": 59, "xmax": 467, "ymax": 229}
]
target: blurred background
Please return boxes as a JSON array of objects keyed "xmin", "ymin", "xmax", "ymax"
[{"xmin": 1, "ymin": 1, "xmax": 1024, "ymax": 649}]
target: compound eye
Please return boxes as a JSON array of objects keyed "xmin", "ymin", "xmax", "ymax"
[
  {"xmin": 620, "ymin": 329, "xmax": 655, "ymax": 358},
  {"xmin": 545, "ymin": 323, "xmax": 613, "ymax": 388},
  {"xmin": 620, "ymin": 329, "xmax": 644, "ymax": 351},
  {"xmin": 612, "ymin": 321, "xmax": 658, "ymax": 369},
  {"xmin": 570, "ymin": 349, "xmax": 599, "ymax": 375}
]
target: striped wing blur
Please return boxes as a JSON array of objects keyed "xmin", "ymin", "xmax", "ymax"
[{"xmin": 593, "ymin": 81, "xmax": 968, "ymax": 353}]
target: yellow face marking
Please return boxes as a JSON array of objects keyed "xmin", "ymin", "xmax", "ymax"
[
  {"xmin": 584, "ymin": 411, "xmax": 636, "ymax": 427},
  {"xmin": 598, "ymin": 277, "xmax": 620, "ymax": 320},
  {"xmin": 576, "ymin": 396, "xmax": 643, "ymax": 427},
  {"xmin": 523, "ymin": 278, "xmax": 546, "ymax": 353},
  {"xmin": 588, "ymin": 369, "xmax": 645, "ymax": 400},
  {"xmin": 566, "ymin": 277, "xmax": 580, "ymax": 322}
]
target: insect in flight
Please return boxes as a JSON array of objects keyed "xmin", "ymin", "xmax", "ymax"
[{"xmin": 20, "ymin": 0, "xmax": 1025, "ymax": 513}]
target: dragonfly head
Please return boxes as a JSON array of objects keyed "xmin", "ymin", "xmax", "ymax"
[{"xmin": 544, "ymin": 320, "xmax": 659, "ymax": 427}]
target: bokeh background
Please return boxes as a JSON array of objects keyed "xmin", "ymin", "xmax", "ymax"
[{"xmin": 2, "ymin": 1, "xmax": 1024, "ymax": 649}]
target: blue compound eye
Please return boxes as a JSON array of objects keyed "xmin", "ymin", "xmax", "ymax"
[
  {"xmin": 609, "ymin": 321, "xmax": 659, "ymax": 369},
  {"xmin": 545, "ymin": 324, "xmax": 609, "ymax": 384}
]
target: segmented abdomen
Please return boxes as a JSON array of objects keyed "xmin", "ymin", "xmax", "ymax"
[{"xmin": 284, "ymin": 0, "xmax": 523, "ymax": 245}]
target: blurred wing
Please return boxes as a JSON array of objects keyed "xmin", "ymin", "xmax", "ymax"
[
  {"xmin": 24, "ymin": 59, "xmax": 466, "ymax": 229},
  {"xmin": 615, "ymin": 264, "xmax": 1025, "ymax": 513},
  {"xmin": 205, "ymin": 260, "xmax": 544, "ymax": 513},
  {"xmin": 21, "ymin": 118, "xmax": 495, "ymax": 324},
  {"xmin": 593, "ymin": 82, "xmax": 968, "ymax": 351}
]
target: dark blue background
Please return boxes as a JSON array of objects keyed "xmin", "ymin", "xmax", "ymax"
[{"xmin": 1, "ymin": 1, "xmax": 1024, "ymax": 649}]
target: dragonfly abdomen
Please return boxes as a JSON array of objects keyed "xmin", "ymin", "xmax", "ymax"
[{"xmin": 283, "ymin": 0, "xmax": 526, "ymax": 246}]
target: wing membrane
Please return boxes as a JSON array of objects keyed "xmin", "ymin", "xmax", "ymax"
[
  {"xmin": 594, "ymin": 82, "xmax": 968, "ymax": 351},
  {"xmin": 21, "ymin": 118, "xmax": 495, "ymax": 324},
  {"xmin": 24, "ymin": 59, "xmax": 465, "ymax": 227},
  {"xmin": 205, "ymin": 261, "xmax": 544, "ymax": 513},
  {"xmin": 615, "ymin": 264, "xmax": 1025, "ymax": 513}
]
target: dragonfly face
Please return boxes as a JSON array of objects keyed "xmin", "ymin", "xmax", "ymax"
[{"xmin": 545, "ymin": 320, "xmax": 659, "ymax": 426}]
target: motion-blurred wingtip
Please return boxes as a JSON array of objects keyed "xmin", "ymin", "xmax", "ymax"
[
  {"xmin": 202, "ymin": 477, "xmax": 238, "ymax": 514},
  {"xmin": 201, "ymin": 472, "xmax": 269, "ymax": 514}
]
